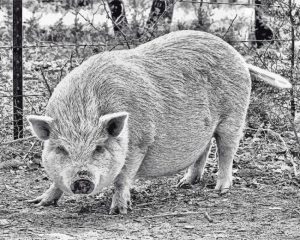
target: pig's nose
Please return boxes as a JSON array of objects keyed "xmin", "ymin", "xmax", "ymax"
[
  {"xmin": 77, "ymin": 170, "xmax": 91, "ymax": 178},
  {"xmin": 71, "ymin": 179, "xmax": 94, "ymax": 194}
]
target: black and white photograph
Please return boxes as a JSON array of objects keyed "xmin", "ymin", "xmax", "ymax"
[{"xmin": 0, "ymin": 0, "xmax": 299, "ymax": 239}]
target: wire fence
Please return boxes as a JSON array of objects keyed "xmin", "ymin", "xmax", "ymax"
[
  {"xmin": 0, "ymin": 0, "xmax": 299, "ymax": 162},
  {"xmin": 1, "ymin": 38, "xmax": 300, "ymax": 50}
]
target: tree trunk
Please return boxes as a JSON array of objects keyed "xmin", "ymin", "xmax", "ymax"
[
  {"xmin": 107, "ymin": 0, "xmax": 128, "ymax": 33},
  {"xmin": 254, "ymin": 0, "xmax": 273, "ymax": 48},
  {"xmin": 146, "ymin": 0, "xmax": 175, "ymax": 35}
]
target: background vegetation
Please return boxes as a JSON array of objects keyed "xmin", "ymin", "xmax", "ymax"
[
  {"xmin": 0, "ymin": 0, "xmax": 299, "ymax": 188},
  {"xmin": 0, "ymin": 1, "xmax": 300, "ymax": 239}
]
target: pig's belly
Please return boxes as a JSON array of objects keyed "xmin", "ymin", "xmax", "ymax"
[{"xmin": 137, "ymin": 133, "xmax": 212, "ymax": 177}]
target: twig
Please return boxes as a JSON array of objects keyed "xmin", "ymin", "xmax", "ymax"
[
  {"xmin": 223, "ymin": 14, "xmax": 237, "ymax": 38},
  {"xmin": 40, "ymin": 68, "xmax": 52, "ymax": 97},
  {"xmin": 136, "ymin": 201, "xmax": 157, "ymax": 207},
  {"xmin": 280, "ymin": 107, "xmax": 300, "ymax": 147},
  {"xmin": 0, "ymin": 136, "xmax": 35, "ymax": 146},
  {"xmin": 1, "ymin": 94, "xmax": 46, "ymax": 98},
  {"xmin": 142, "ymin": 211, "xmax": 202, "ymax": 218},
  {"xmin": 72, "ymin": 10, "xmax": 103, "ymax": 33},
  {"xmin": 289, "ymin": 156, "xmax": 299, "ymax": 177},
  {"xmin": 204, "ymin": 211, "xmax": 213, "ymax": 223},
  {"xmin": 278, "ymin": 107, "xmax": 299, "ymax": 176},
  {"xmin": 0, "ymin": 159, "xmax": 24, "ymax": 169},
  {"xmin": 101, "ymin": 0, "xmax": 131, "ymax": 49},
  {"xmin": 23, "ymin": 140, "xmax": 38, "ymax": 162},
  {"xmin": 264, "ymin": 129, "xmax": 288, "ymax": 150},
  {"xmin": 79, "ymin": 45, "xmax": 88, "ymax": 64},
  {"xmin": 57, "ymin": 59, "xmax": 70, "ymax": 83},
  {"xmin": 251, "ymin": 127, "xmax": 288, "ymax": 151},
  {"xmin": 1, "ymin": 145, "xmax": 40, "ymax": 154}
]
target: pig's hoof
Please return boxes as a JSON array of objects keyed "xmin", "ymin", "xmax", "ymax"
[
  {"xmin": 27, "ymin": 185, "xmax": 63, "ymax": 207},
  {"xmin": 177, "ymin": 175, "xmax": 199, "ymax": 189},
  {"xmin": 215, "ymin": 178, "xmax": 232, "ymax": 195},
  {"xmin": 177, "ymin": 178, "xmax": 193, "ymax": 189},
  {"xmin": 109, "ymin": 191, "xmax": 132, "ymax": 215},
  {"xmin": 109, "ymin": 200, "xmax": 132, "ymax": 215},
  {"xmin": 27, "ymin": 195, "xmax": 59, "ymax": 207}
]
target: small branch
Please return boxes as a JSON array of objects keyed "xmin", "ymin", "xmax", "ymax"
[
  {"xmin": 1, "ymin": 145, "xmax": 40, "ymax": 154},
  {"xmin": 204, "ymin": 211, "xmax": 213, "ymax": 223},
  {"xmin": 223, "ymin": 14, "xmax": 237, "ymax": 38},
  {"xmin": 72, "ymin": 10, "xmax": 103, "ymax": 33},
  {"xmin": 0, "ymin": 136, "xmax": 35, "ymax": 146},
  {"xmin": 23, "ymin": 140, "xmax": 38, "ymax": 162},
  {"xmin": 265, "ymin": 129, "xmax": 288, "ymax": 150},
  {"xmin": 251, "ymin": 126, "xmax": 288, "ymax": 151},
  {"xmin": 102, "ymin": 0, "xmax": 130, "ymax": 49},
  {"xmin": 142, "ymin": 211, "xmax": 202, "ymax": 219},
  {"xmin": 280, "ymin": 107, "xmax": 300, "ymax": 147},
  {"xmin": 290, "ymin": 156, "xmax": 299, "ymax": 177},
  {"xmin": 1, "ymin": 94, "xmax": 46, "ymax": 98},
  {"xmin": 57, "ymin": 59, "xmax": 70, "ymax": 83},
  {"xmin": 0, "ymin": 159, "xmax": 24, "ymax": 169},
  {"xmin": 40, "ymin": 69, "xmax": 52, "ymax": 97}
]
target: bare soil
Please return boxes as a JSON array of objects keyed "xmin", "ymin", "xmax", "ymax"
[{"xmin": 1, "ymin": 152, "xmax": 300, "ymax": 240}]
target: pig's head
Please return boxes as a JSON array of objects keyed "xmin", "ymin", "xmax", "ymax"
[{"xmin": 27, "ymin": 112, "xmax": 129, "ymax": 195}]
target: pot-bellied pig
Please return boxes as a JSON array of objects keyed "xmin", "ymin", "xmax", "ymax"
[{"xmin": 27, "ymin": 30, "xmax": 291, "ymax": 214}]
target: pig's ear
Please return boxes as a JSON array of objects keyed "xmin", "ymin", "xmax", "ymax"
[
  {"xmin": 27, "ymin": 115, "xmax": 53, "ymax": 140},
  {"xmin": 100, "ymin": 112, "xmax": 128, "ymax": 137}
]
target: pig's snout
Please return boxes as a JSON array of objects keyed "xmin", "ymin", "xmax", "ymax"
[
  {"xmin": 71, "ymin": 179, "xmax": 94, "ymax": 194},
  {"xmin": 70, "ymin": 171, "xmax": 95, "ymax": 194}
]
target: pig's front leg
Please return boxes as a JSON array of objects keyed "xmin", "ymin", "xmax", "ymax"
[
  {"xmin": 28, "ymin": 183, "xmax": 63, "ymax": 206},
  {"xmin": 109, "ymin": 150, "xmax": 146, "ymax": 214}
]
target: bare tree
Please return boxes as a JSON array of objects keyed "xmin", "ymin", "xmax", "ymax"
[
  {"xmin": 254, "ymin": 0, "xmax": 273, "ymax": 48},
  {"xmin": 106, "ymin": 0, "xmax": 128, "ymax": 33},
  {"xmin": 146, "ymin": 0, "xmax": 175, "ymax": 35}
]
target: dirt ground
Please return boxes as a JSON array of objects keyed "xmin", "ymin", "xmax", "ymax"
[{"xmin": 0, "ymin": 151, "xmax": 300, "ymax": 240}]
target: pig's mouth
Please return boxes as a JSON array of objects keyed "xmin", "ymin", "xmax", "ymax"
[{"xmin": 70, "ymin": 179, "xmax": 95, "ymax": 194}]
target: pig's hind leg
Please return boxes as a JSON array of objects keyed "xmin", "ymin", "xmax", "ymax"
[
  {"xmin": 214, "ymin": 120, "xmax": 244, "ymax": 194},
  {"xmin": 177, "ymin": 141, "xmax": 212, "ymax": 188},
  {"xmin": 27, "ymin": 183, "xmax": 63, "ymax": 207}
]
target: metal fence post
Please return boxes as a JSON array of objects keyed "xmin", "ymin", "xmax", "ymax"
[{"xmin": 13, "ymin": 0, "xmax": 23, "ymax": 139}]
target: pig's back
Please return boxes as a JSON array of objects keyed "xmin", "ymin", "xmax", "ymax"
[
  {"xmin": 134, "ymin": 30, "xmax": 251, "ymax": 120},
  {"xmin": 131, "ymin": 30, "xmax": 251, "ymax": 176}
]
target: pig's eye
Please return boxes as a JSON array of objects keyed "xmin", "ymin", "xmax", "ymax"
[
  {"xmin": 94, "ymin": 145, "xmax": 105, "ymax": 154},
  {"xmin": 56, "ymin": 145, "xmax": 69, "ymax": 155}
]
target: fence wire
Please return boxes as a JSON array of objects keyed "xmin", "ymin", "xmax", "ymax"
[
  {"xmin": 0, "ymin": 0, "xmax": 299, "ymax": 162},
  {"xmin": 1, "ymin": 38, "xmax": 300, "ymax": 50}
]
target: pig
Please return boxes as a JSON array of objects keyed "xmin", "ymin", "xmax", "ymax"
[{"xmin": 27, "ymin": 30, "xmax": 291, "ymax": 214}]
